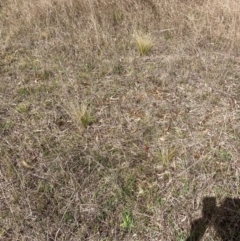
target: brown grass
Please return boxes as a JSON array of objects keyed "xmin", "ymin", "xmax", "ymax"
[{"xmin": 1, "ymin": 0, "xmax": 240, "ymax": 240}]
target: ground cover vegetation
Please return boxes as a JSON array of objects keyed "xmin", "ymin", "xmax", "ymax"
[{"xmin": 1, "ymin": 0, "xmax": 240, "ymax": 240}]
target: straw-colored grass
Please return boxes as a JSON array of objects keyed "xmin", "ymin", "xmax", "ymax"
[
  {"xmin": 135, "ymin": 32, "xmax": 153, "ymax": 56},
  {"xmin": 1, "ymin": 0, "xmax": 240, "ymax": 240}
]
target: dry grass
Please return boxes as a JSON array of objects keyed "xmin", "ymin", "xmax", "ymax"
[
  {"xmin": 1, "ymin": 0, "xmax": 240, "ymax": 240},
  {"xmin": 66, "ymin": 102, "xmax": 95, "ymax": 128},
  {"xmin": 134, "ymin": 32, "xmax": 153, "ymax": 56}
]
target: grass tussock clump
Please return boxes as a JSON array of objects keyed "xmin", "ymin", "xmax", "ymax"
[
  {"xmin": 134, "ymin": 32, "xmax": 154, "ymax": 56},
  {"xmin": 1, "ymin": 0, "xmax": 240, "ymax": 240},
  {"xmin": 66, "ymin": 102, "xmax": 96, "ymax": 128}
]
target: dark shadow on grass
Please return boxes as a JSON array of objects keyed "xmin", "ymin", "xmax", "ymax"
[{"xmin": 186, "ymin": 197, "xmax": 240, "ymax": 241}]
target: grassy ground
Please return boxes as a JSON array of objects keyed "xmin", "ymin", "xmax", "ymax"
[{"xmin": 1, "ymin": 0, "xmax": 240, "ymax": 240}]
